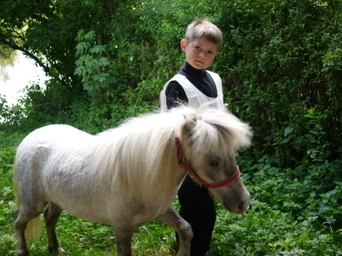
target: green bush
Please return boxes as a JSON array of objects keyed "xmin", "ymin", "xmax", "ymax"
[
  {"xmin": 214, "ymin": 0, "xmax": 342, "ymax": 167},
  {"xmin": 210, "ymin": 200, "xmax": 342, "ymax": 256}
]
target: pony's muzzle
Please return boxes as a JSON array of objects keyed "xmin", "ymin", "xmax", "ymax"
[
  {"xmin": 237, "ymin": 195, "xmax": 250, "ymax": 213},
  {"xmin": 224, "ymin": 192, "xmax": 250, "ymax": 214}
]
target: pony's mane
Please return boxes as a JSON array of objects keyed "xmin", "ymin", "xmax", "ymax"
[
  {"xmin": 89, "ymin": 106, "xmax": 251, "ymax": 202},
  {"xmin": 90, "ymin": 108, "xmax": 188, "ymax": 201},
  {"xmin": 192, "ymin": 106, "xmax": 252, "ymax": 156}
]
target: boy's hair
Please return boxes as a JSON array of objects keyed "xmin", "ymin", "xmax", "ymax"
[{"xmin": 185, "ymin": 18, "xmax": 223, "ymax": 49}]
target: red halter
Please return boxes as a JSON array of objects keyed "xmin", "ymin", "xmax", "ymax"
[{"xmin": 175, "ymin": 138, "xmax": 241, "ymax": 188}]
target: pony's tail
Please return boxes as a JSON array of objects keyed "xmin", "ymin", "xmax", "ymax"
[{"xmin": 13, "ymin": 166, "xmax": 42, "ymax": 245}]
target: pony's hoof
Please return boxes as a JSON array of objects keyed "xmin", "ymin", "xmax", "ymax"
[
  {"xmin": 58, "ymin": 247, "xmax": 66, "ymax": 253},
  {"xmin": 48, "ymin": 246, "xmax": 65, "ymax": 254}
]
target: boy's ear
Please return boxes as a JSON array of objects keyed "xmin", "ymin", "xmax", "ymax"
[{"xmin": 180, "ymin": 39, "xmax": 187, "ymax": 52}]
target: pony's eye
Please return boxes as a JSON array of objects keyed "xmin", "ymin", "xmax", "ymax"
[{"xmin": 209, "ymin": 158, "xmax": 220, "ymax": 167}]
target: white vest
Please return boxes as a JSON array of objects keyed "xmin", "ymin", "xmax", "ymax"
[{"xmin": 160, "ymin": 71, "xmax": 224, "ymax": 111}]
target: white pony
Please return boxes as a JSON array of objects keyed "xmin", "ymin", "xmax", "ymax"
[{"xmin": 13, "ymin": 105, "xmax": 252, "ymax": 256}]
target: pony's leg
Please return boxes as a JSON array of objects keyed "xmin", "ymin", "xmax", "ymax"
[
  {"xmin": 44, "ymin": 202, "xmax": 63, "ymax": 253},
  {"xmin": 13, "ymin": 209, "xmax": 29, "ymax": 256},
  {"xmin": 156, "ymin": 206, "xmax": 193, "ymax": 256},
  {"xmin": 114, "ymin": 225, "xmax": 135, "ymax": 256},
  {"xmin": 13, "ymin": 206, "xmax": 44, "ymax": 256}
]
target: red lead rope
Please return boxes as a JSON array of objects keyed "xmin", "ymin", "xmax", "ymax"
[{"xmin": 175, "ymin": 138, "xmax": 241, "ymax": 188}]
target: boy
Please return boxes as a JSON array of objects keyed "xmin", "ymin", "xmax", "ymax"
[{"xmin": 160, "ymin": 18, "xmax": 224, "ymax": 256}]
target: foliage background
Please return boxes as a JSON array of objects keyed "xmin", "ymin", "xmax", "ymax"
[{"xmin": 1, "ymin": 0, "xmax": 341, "ymax": 255}]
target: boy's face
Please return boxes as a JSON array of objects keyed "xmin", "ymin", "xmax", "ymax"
[{"xmin": 180, "ymin": 37, "xmax": 219, "ymax": 70}]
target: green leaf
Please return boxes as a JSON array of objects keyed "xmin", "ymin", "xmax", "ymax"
[{"xmin": 284, "ymin": 126, "xmax": 294, "ymax": 137}]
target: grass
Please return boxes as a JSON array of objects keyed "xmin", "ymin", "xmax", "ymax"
[{"xmin": 1, "ymin": 132, "xmax": 342, "ymax": 255}]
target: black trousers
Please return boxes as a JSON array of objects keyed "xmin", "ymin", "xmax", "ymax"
[{"xmin": 178, "ymin": 175, "xmax": 216, "ymax": 256}]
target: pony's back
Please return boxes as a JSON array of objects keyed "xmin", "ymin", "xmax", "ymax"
[{"xmin": 14, "ymin": 124, "xmax": 95, "ymax": 193}]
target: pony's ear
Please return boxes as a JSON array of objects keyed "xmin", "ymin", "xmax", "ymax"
[{"xmin": 180, "ymin": 114, "xmax": 197, "ymax": 142}]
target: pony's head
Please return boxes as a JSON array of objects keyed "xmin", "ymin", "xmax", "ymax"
[{"xmin": 176, "ymin": 105, "xmax": 252, "ymax": 214}]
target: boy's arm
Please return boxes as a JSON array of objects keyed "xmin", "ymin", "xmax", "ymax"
[{"xmin": 165, "ymin": 81, "xmax": 188, "ymax": 109}]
